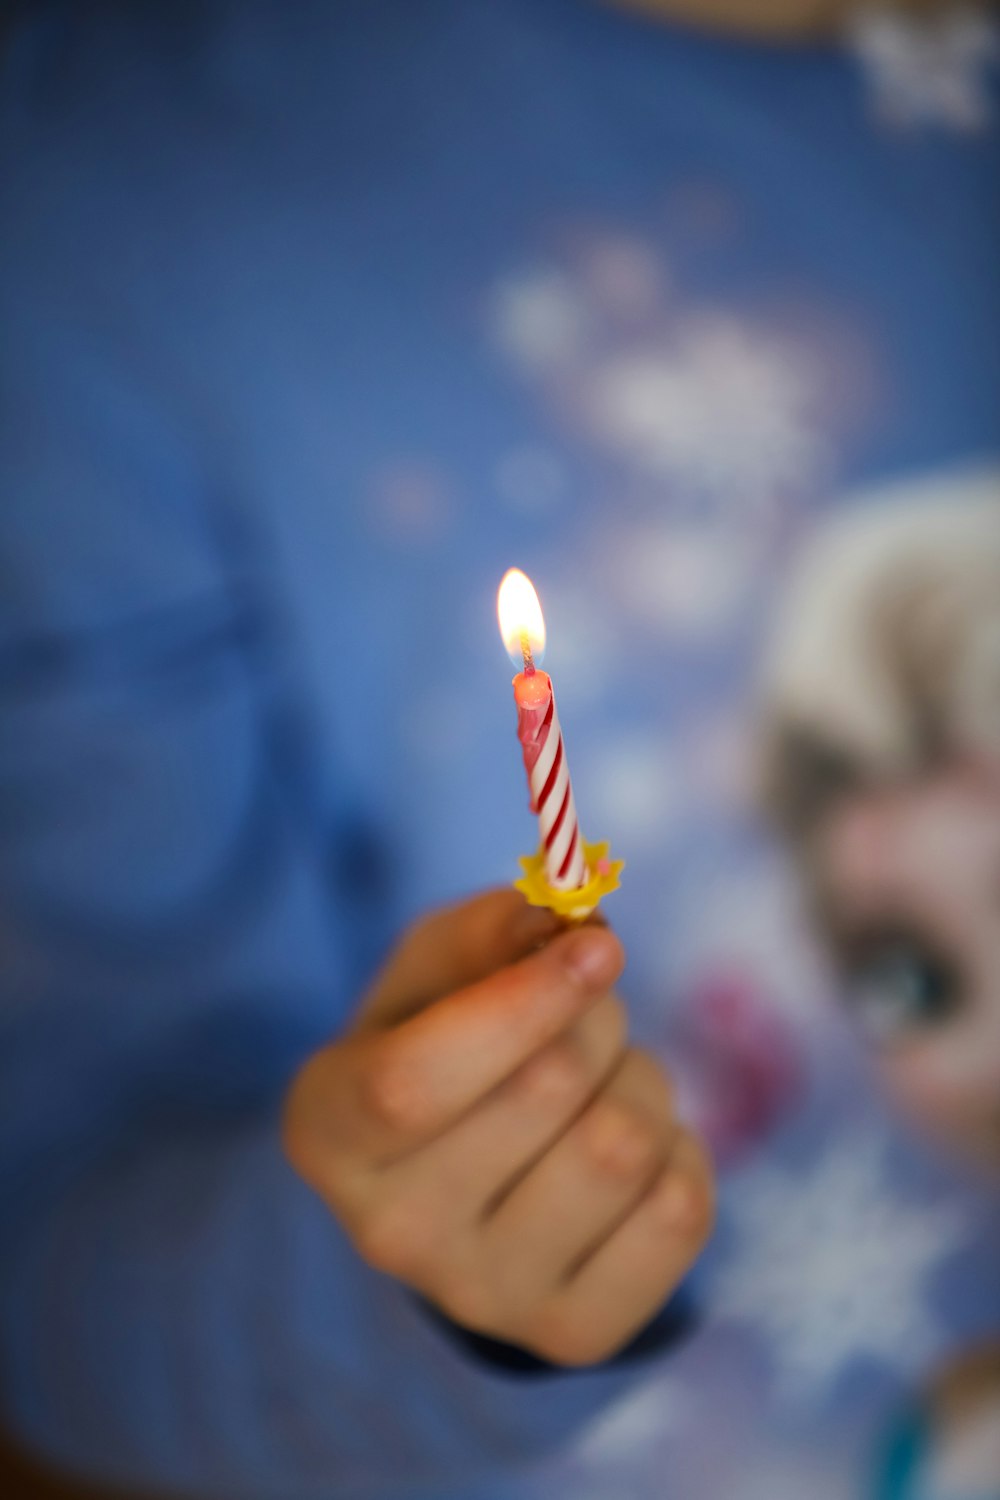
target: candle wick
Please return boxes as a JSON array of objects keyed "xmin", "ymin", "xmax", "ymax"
[{"xmin": 520, "ymin": 634, "xmax": 535, "ymax": 676}]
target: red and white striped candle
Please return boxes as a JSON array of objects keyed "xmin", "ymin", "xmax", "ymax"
[{"xmin": 497, "ymin": 568, "xmax": 587, "ymax": 891}]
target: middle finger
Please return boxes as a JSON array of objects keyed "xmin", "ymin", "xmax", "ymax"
[{"xmin": 372, "ymin": 991, "xmax": 628, "ymax": 1219}]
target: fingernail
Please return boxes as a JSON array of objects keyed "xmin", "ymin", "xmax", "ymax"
[{"xmin": 562, "ymin": 928, "xmax": 621, "ymax": 986}]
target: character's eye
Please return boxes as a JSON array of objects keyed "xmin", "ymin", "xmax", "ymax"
[{"xmin": 843, "ymin": 937, "xmax": 961, "ymax": 1044}]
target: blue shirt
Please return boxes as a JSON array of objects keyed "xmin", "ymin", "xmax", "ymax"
[{"xmin": 2, "ymin": 3, "xmax": 998, "ymax": 1496}]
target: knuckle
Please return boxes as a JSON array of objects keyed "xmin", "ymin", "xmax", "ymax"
[
  {"xmin": 655, "ymin": 1153, "xmax": 716, "ymax": 1244},
  {"xmin": 437, "ymin": 1277, "xmax": 498, "ymax": 1336},
  {"xmin": 354, "ymin": 1197, "xmax": 433, "ymax": 1280},
  {"xmin": 594, "ymin": 993, "xmax": 629, "ymax": 1056},
  {"xmin": 532, "ymin": 1306, "xmax": 609, "ymax": 1368},
  {"xmin": 363, "ymin": 1045, "xmax": 428, "ymax": 1134},
  {"xmin": 516, "ymin": 1040, "xmax": 587, "ymax": 1107},
  {"xmin": 584, "ymin": 1099, "xmax": 661, "ymax": 1177},
  {"xmin": 683, "ymin": 1164, "xmax": 717, "ymax": 1242},
  {"xmin": 627, "ymin": 1047, "xmax": 676, "ymax": 1116},
  {"xmin": 570, "ymin": 993, "xmax": 628, "ymax": 1078}
]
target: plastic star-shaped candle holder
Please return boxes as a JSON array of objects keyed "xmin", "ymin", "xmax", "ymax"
[{"xmin": 514, "ymin": 839, "xmax": 624, "ymax": 922}]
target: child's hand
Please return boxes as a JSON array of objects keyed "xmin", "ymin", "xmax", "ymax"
[{"xmin": 283, "ymin": 890, "xmax": 714, "ymax": 1366}]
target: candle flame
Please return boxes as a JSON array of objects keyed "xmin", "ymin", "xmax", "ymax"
[{"xmin": 497, "ymin": 567, "xmax": 546, "ymax": 670}]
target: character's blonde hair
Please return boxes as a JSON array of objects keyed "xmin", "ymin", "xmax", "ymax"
[{"xmin": 758, "ymin": 467, "xmax": 1000, "ymax": 836}]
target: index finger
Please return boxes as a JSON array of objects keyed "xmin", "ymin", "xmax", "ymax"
[
  {"xmin": 363, "ymin": 925, "xmax": 625, "ymax": 1140},
  {"xmin": 296, "ymin": 924, "xmax": 623, "ymax": 1165},
  {"xmin": 358, "ymin": 888, "xmax": 563, "ymax": 1029}
]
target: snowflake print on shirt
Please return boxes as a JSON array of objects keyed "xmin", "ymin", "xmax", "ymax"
[
  {"xmin": 847, "ymin": 5, "xmax": 999, "ymax": 133},
  {"xmin": 710, "ymin": 1129, "xmax": 971, "ymax": 1398}
]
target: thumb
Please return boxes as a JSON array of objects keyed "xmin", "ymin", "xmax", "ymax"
[{"xmin": 357, "ymin": 888, "xmax": 562, "ymax": 1030}]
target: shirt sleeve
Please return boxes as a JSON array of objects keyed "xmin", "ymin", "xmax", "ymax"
[{"xmin": 0, "ymin": 321, "xmax": 682, "ymax": 1500}]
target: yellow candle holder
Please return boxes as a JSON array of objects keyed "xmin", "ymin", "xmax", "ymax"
[{"xmin": 514, "ymin": 839, "xmax": 624, "ymax": 921}]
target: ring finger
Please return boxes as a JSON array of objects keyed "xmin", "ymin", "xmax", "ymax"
[{"xmin": 480, "ymin": 1048, "xmax": 676, "ymax": 1320}]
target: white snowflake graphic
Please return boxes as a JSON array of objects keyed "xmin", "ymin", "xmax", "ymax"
[
  {"xmin": 495, "ymin": 292, "xmax": 828, "ymax": 512},
  {"xmin": 574, "ymin": 1373, "xmax": 686, "ymax": 1464},
  {"xmin": 586, "ymin": 315, "xmax": 825, "ymax": 507},
  {"xmin": 710, "ymin": 1130, "xmax": 969, "ymax": 1398},
  {"xmin": 533, "ymin": 1374, "xmax": 689, "ymax": 1500},
  {"xmin": 487, "ymin": 235, "xmax": 877, "ymax": 653},
  {"xmin": 847, "ymin": 5, "xmax": 999, "ymax": 133},
  {"xmin": 487, "ymin": 250, "xmax": 843, "ymax": 652}
]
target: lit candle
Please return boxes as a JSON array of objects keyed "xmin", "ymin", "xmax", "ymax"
[
  {"xmin": 498, "ymin": 567, "xmax": 587, "ymax": 890},
  {"xmin": 497, "ymin": 568, "xmax": 623, "ymax": 919}
]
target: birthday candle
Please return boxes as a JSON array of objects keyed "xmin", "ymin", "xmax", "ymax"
[{"xmin": 497, "ymin": 568, "xmax": 587, "ymax": 891}]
